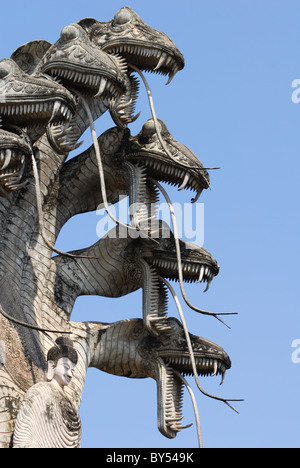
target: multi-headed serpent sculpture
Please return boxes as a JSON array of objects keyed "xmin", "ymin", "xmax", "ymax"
[{"xmin": 0, "ymin": 7, "xmax": 241, "ymax": 448}]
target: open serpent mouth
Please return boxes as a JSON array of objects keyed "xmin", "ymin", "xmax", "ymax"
[
  {"xmin": 38, "ymin": 23, "xmax": 129, "ymax": 103},
  {"xmin": 45, "ymin": 67, "xmax": 125, "ymax": 102},
  {"xmin": 164, "ymin": 354, "xmax": 228, "ymax": 382},
  {"xmin": 105, "ymin": 44, "xmax": 183, "ymax": 85},
  {"xmin": 79, "ymin": 7, "xmax": 185, "ymax": 85},
  {"xmin": 0, "ymin": 129, "xmax": 31, "ymax": 196},
  {"xmin": 147, "ymin": 257, "xmax": 218, "ymax": 293},
  {"xmin": 153, "ymin": 318, "xmax": 231, "ymax": 439},
  {"xmin": 0, "ymin": 58, "xmax": 77, "ymax": 132},
  {"xmin": 157, "ymin": 356, "xmax": 230, "ymax": 438},
  {"xmin": 138, "ymin": 158, "xmax": 207, "ymax": 203},
  {"xmin": 0, "ymin": 98, "xmax": 74, "ymax": 127},
  {"xmin": 125, "ymin": 119, "xmax": 211, "ymax": 206},
  {"xmin": 0, "ymin": 148, "xmax": 25, "ymax": 177},
  {"xmin": 139, "ymin": 225, "xmax": 220, "ymax": 337},
  {"xmin": 41, "ymin": 48, "xmax": 128, "ymax": 104}
]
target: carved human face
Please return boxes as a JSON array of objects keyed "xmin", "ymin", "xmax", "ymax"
[{"xmin": 50, "ymin": 357, "xmax": 76, "ymax": 389}]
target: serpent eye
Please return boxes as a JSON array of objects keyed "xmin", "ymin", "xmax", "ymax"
[
  {"xmin": 60, "ymin": 25, "xmax": 80, "ymax": 43},
  {"xmin": 166, "ymin": 317, "xmax": 182, "ymax": 333},
  {"xmin": 141, "ymin": 119, "xmax": 159, "ymax": 137},
  {"xmin": 113, "ymin": 8, "xmax": 133, "ymax": 26}
]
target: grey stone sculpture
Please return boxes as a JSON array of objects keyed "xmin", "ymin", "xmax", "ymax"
[{"xmin": 0, "ymin": 6, "xmax": 238, "ymax": 448}]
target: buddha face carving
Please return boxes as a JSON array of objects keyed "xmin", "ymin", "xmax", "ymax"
[
  {"xmin": 47, "ymin": 356, "xmax": 76, "ymax": 389},
  {"xmin": 46, "ymin": 337, "xmax": 78, "ymax": 390}
]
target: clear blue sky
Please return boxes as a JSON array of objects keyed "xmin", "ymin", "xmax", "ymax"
[{"xmin": 1, "ymin": 0, "xmax": 300, "ymax": 448}]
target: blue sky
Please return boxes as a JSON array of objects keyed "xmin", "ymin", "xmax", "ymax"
[{"xmin": 1, "ymin": 0, "xmax": 300, "ymax": 448}]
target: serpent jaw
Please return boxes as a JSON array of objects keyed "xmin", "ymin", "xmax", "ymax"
[
  {"xmin": 91, "ymin": 317, "xmax": 231, "ymax": 441},
  {"xmin": 121, "ymin": 119, "xmax": 211, "ymax": 208},
  {"xmin": 0, "ymin": 59, "xmax": 76, "ymax": 130},
  {"xmin": 38, "ymin": 24, "xmax": 129, "ymax": 102},
  {"xmin": 136, "ymin": 222, "xmax": 219, "ymax": 336},
  {"xmin": 138, "ymin": 317, "xmax": 231, "ymax": 439},
  {"xmin": 0, "ymin": 129, "xmax": 31, "ymax": 197},
  {"xmin": 79, "ymin": 7, "xmax": 185, "ymax": 86},
  {"xmin": 0, "ymin": 58, "xmax": 78, "ymax": 154}
]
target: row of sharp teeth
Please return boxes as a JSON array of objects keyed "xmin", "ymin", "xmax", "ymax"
[
  {"xmin": 0, "ymin": 167, "xmax": 24, "ymax": 184},
  {"xmin": 109, "ymin": 75, "xmax": 140, "ymax": 125},
  {"xmin": 0, "ymin": 99, "xmax": 73, "ymax": 122},
  {"xmin": 50, "ymin": 69, "xmax": 122, "ymax": 99},
  {"xmin": 151, "ymin": 258, "xmax": 215, "ymax": 285},
  {"xmin": 49, "ymin": 124, "xmax": 82, "ymax": 152},
  {"xmin": 49, "ymin": 100, "xmax": 73, "ymax": 122},
  {"xmin": 166, "ymin": 356, "xmax": 227, "ymax": 385},
  {"xmin": 108, "ymin": 45, "xmax": 180, "ymax": 84},
  {"xmin": 110, "ymin": 95, "xmax": 138, "ymax": 125},
  {"xmin": 164, "ymin": 366, "xmax": 185, "ymax": 433},
  {"xmin": 0, "ymin": 149, "xmax": 25, "ymax": 172},
  {"xmin": 0, "ymin": 101, "xmax": 52, "ymax": 117},
  {"xmin": 141, "ymin": 159, "xmax": 202, "ymax": 199},
  {"xmin": 105, "ymin": 52, "xmax": 129, "ymax": 74}
]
